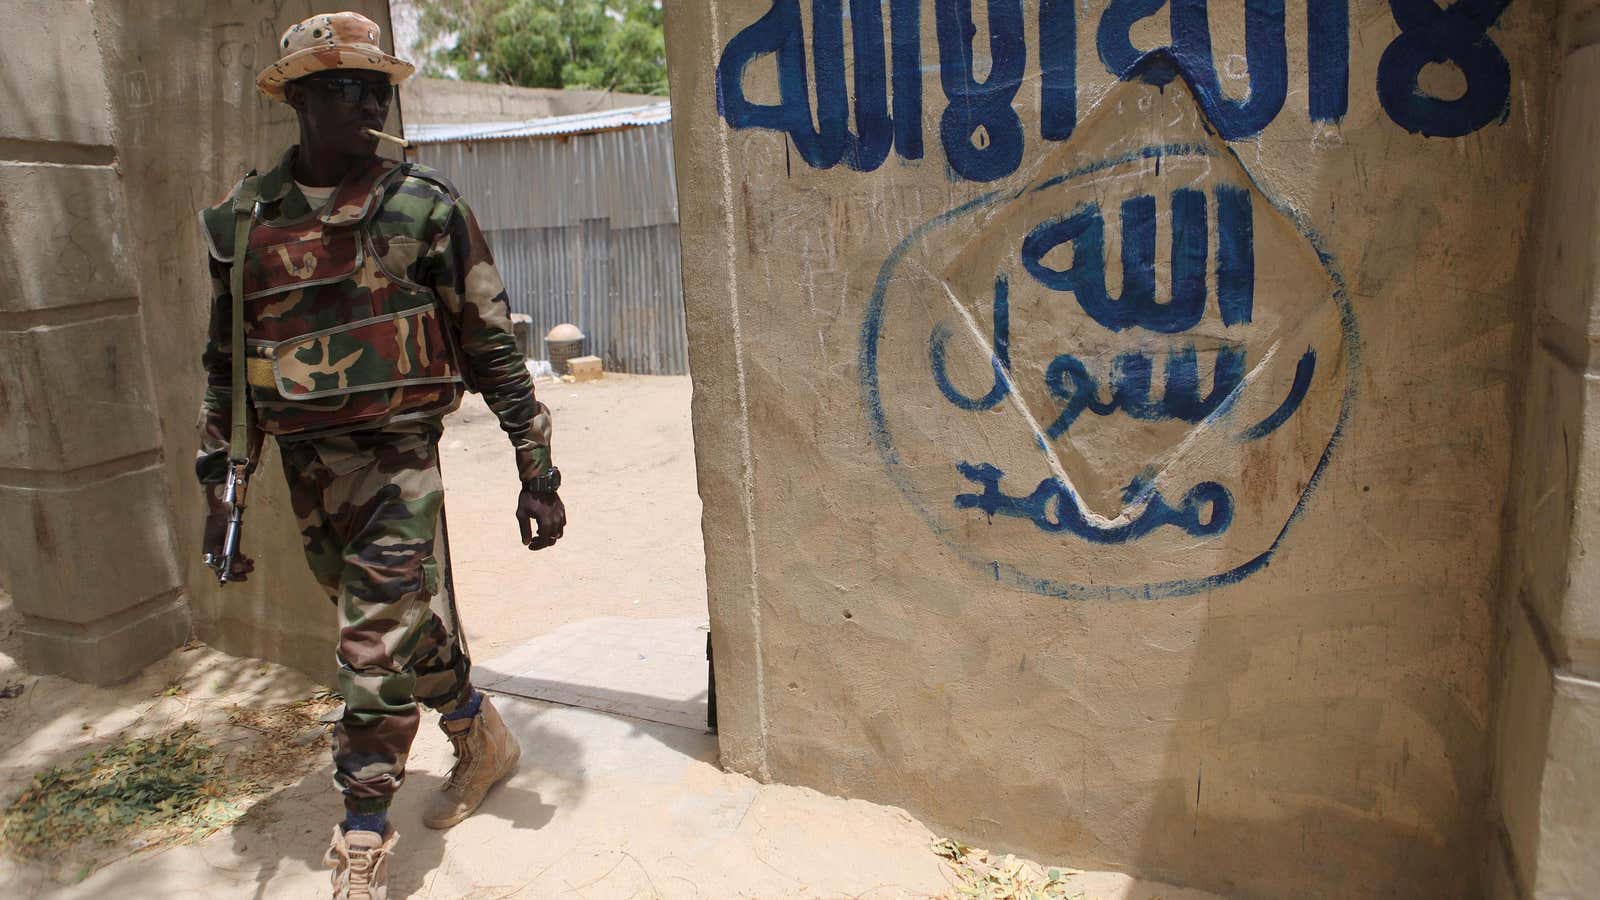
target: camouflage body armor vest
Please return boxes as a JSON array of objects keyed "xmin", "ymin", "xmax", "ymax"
[{"xmin": 203, "ymin": 158, "xmax": 462, "ymax": 438}]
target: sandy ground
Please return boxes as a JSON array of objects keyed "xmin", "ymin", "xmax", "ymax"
[
  {"xmin": 0, "ymin": 375, "xmax": 1222, "ymax": 899},
  {"xmin": 438, "ymin": 375, "xmax": 709, "ymax": 661},
  {"xmin": 0, "ymin": 621, "xmax": 1217, "ymax": 900}
]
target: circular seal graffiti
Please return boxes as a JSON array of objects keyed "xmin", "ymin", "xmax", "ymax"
[{"xmin": 859, "ymin": 128, "xmax": 1359, "ymax": 601}]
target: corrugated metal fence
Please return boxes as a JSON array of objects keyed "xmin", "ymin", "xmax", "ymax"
[{"xmin": 412, "ymin": 107, "xmax": 688, "ymax": 375}]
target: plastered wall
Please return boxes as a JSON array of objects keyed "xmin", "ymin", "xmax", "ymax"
[
  {"xmin": 86, "ymin": 0, "xmax": 402, "ymax": 683},
  {"xmin": 0, "ymin": 0, "xmax": 188, "ymax": 683},
  {"xmin": 1489, "ymin": 2, "xmax": 1600, "ymax": 897},
  {"xmin": 664, "ymin": 1, "xmax": 1557, "ymax": 896}
]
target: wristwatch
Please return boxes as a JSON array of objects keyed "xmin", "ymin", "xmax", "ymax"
[{"xmin": 523, "ymin": 466, "xmax": 561, "ymax": 494}]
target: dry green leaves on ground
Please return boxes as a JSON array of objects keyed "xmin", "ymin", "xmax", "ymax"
[
  {"xmin": 934, "ymin": 837, "xmax": 1087, "ymax": 900},
  {"xmin": 2, "ymin": 723, "xmax": 238, "ymax": 858},
  {"xmin": 0, "ymin": 694, "xmax": 336, "ymax": 868}
]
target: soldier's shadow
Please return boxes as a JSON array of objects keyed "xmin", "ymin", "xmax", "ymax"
[
  {"xmin": 229, "ymin": 710, "xmax": 581, "ymax": 899},
  {"xmin": 388, "ymin": 771, "xmax": 560, "ymax": 898}
]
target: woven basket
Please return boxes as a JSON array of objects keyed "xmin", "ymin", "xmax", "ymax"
[{"xmin": 547, "ymin": 337, "xmax": 586, "ymax": 375}]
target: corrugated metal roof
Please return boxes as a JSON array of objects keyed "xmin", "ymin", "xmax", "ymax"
[
  {"xmin": 414, "ymin": 119, "xmax": 679, "ymax": 229},
  {"xmin": 406, "ymin": 101, "xmax": 673, "ymax": 144},
  {"xmin": 408, "ymin": 102, "xmax": 687, "ymax": 374}
]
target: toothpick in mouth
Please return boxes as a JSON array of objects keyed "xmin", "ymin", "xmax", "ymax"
[{"xmin": 365, "ymin": 128, "xmax": 410, "ymax": 149}]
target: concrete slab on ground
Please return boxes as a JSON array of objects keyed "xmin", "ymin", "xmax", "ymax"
[{"xmin": 477, "ymin": 617, "xmax": 711, "ymax": 732}]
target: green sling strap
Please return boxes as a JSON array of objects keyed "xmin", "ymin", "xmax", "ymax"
[{"xmin": 228, "ymin": 175, "xmax": 260, "ymax": 465}]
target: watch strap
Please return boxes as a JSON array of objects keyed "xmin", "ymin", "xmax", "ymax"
[{"xmin": 523, "ymin": 467, "xmax": 561, "ymax": 494}]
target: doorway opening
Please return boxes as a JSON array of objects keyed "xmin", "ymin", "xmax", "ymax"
[{"xmin": 439, "ymin": 375, "xmax": 710, "ymax": 733}]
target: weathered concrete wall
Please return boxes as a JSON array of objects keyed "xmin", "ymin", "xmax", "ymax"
[
  {"xmin": 1490, "ymin": 2, "xmax": 1600, "ymax": 897},
  {"xmin": 0, "ymin": 1, "xmax": 631, "ymax": 688},
  {"xmin": 81, "ymin": 0, "xmax": 402, "ymax": 684},
  {"xmin": 0, "ymin": 0, "xmax": 188, "ymax": 683},
  {"xmin": 665, "ymin": 1, "xmax": 1557, "ymax": 896},
  {"xmin": 402, "ymin": 76, "xmax": 658, "ymax": 125}
]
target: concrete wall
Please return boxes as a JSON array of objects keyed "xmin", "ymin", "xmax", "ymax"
[
  {"xmin": 665, "ymin": 1, "xmax": 1563, "ymax": 896},
  {"xmin": 402, "ymin": 76, "xmax": 660, "ymax": 125},
  {"xmin": 0, "ymin": 0, "xmax": 188, "ymax": 682},
  {"xmin": 0, "ymin": 0, "xmax": 398, "ymax": 684},
  {"xmin": 1490, "ymin": 2, "xmax": 1600, "ymax": 897},
  {"xmin": 0, "ymin": 1, "xmax": 643, "ymax": 688}
]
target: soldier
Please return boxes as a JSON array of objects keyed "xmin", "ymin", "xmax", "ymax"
[{"xmin": 194, "ymin": 12, "xmax": 565, "ymax": 898}]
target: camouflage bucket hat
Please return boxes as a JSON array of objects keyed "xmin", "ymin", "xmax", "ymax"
[{"xmin": 256, "ymin": 11, "xmax": 414, "ymax": 102}]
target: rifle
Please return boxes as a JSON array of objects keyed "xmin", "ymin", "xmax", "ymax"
[
  {"xmin": 203, "ymin": 460, "xmax": 251, "ymax": 585},
  {"xmin": 204, "ymin": 177, "xmax": 261, "ymax": 587}
]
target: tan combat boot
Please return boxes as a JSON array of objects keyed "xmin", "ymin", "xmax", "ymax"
[
  {"xmin": 324, "ymin": 826, "xmax": 398, "ymax": 900},
  {"xmin": 423, "ymin": 695, "xmax": 522, "ymax": 829}
]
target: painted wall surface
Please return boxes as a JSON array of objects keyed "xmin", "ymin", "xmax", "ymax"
[
  {"xmin": 89, "ymin": 0, "xmax": 402, "ymax": 683},
  {"xmin": 664, "ymin": 1, "xmax": 1553, "ymax": 895}
]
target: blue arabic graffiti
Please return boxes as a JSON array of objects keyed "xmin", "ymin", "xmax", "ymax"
[
  {"xmin": 716, "ymin": 0, "xmax": 923, "ymax": 170},
  {"xmin": 929, "ymin": 185, "xmax": 1314, "ymax": 444},
  {"xmin": 1377, "ymin": 0, "xmax": 1513, "ymax": 137},
  {"xmin": 937, "ymin": 0, "xmax": 1027, "ymax": 182},
  {"xmin": 928, "ymin": 277, "xmax": 1012, "ymax": 411},
  {"xmin": 1043, "ymin": 345, "xmax": 1249, "ymax": 438},
  {"xmin": 862, "ymin": 142, "xmax": 1360, "ymax": 599},
  {"xmin": 931, "ymin": 294, "xmax": 1318, "ymax": 440},
  {"xmin": 954, "ymin": 462, "xmax": 1233, "ymax": 543},
  {"xmin": 716, "ymin": 0, "xmax": 1513, "ymax": 182},
  {"xmin": 1099, "ymin": 0, "xmax": 1288, "ymax": 139},
  {"xmin": 1021, "ymin": 187, "xmax": 1254, "ymax": 333}
]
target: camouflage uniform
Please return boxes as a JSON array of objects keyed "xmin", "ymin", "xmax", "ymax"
[{"xmin": 196, "ymin": 147, "xmax": 552, "ymax": 814}]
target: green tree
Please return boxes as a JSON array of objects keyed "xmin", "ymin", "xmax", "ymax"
[{"xmin": 417, "ymin": 0, "xmax": 668, "ymax": 96}]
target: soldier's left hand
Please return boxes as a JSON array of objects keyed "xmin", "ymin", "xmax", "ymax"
[{"xmin": 517, "ymin": 487, "xmax": 566, "ymax": 550}]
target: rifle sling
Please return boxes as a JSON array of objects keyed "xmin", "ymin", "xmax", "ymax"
[{"xmin": 228, "ymin": 176, "xmax": 259, "ymax": 467}]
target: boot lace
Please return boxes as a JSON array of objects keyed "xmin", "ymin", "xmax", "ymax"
[
  {"xmin": 327, "ymin": 834, "xmax": 391, "ymax": 900},
  {"xmin": 443, "ymin": 730, "xmax": 474, "ymax": 791},
  {"xmin": 345, "ymin": 844, "xmax": 390, "ymax": 899}
]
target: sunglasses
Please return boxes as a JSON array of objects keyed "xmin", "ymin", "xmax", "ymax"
[{"xmin": 309, "ymin": 76, "xmax": 393, "ymax": 106}]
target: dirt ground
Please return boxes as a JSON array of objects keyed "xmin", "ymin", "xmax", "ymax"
[
  {"xmin": 0, "ymin": 604, "xmax": 1216, "ymax": 900},
  {"xmin": 0, "ymin": 630, "xmax": 1209, "ymax": 896},
  {"xmin": 438, "ymin": 374, "xmax": 708, "ymax": 661},
  {"xmin": 0, "ymin": 374, "xmax": 1220, "ymax": 898}
]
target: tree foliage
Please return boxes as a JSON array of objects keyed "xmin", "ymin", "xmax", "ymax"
[{"xmin": 417, "ymin": 0, "xmax": 667, "ymax": 96}]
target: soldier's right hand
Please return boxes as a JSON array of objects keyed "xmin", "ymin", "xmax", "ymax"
[
  {"xmin": 516, "ymin": 486, "xmax": 566, "ymax": 551},
  {"xmin": 202, "ymin": 486, "xmax": 255, "ymax": 581}
]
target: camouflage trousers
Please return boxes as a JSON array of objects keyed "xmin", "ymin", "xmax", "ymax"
[{"xmin": 279, "ymin": 427, "xmax": 473, "ymax": 815}]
